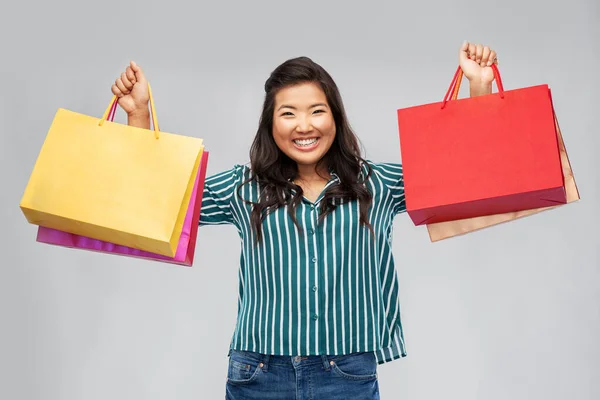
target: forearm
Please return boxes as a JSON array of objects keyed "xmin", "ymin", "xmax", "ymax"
[
  {"xmin": 127, "ymin": 109, "xmax": 151, "ymax": 129},
  {"xmin": 469, "ymin": 79, "xmax": 493, "ymax": 98}
]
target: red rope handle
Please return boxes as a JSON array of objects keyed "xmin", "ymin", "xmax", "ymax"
[{"xmin": 441, "ymin": 64, "xmax": 505, "ymax": 109}]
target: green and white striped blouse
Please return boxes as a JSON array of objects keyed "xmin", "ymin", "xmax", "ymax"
[{"xmin": 199, "ymin": 161, "xmax": 407, "ymax": 365}]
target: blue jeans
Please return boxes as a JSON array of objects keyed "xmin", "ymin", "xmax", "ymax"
[{"xmin": 225, "ymin": 349, "xmax": 380, "ymax": 400}]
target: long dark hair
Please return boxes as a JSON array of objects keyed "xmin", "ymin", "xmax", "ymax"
[{"xmin": 238, "ymin": 56, "xmax": 372, "ymax": 242}]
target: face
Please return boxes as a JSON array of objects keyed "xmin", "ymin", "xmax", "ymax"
[{"xmin": 272, "ymin": 82, "xmax": 336, "ymax": 170}]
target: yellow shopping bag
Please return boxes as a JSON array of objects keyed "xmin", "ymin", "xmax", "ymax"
[{"xmin": 20, "ymin": 84, "xmax": 204, "ymax": 257}]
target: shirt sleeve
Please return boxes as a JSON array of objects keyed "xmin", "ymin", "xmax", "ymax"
[
  {"xmin": 372, "ymin": 162, "xmax": 407, "ymax": 215},
  {"xmin": 199, "ymin": 165, "xmax": 244, "ymax": 226}
]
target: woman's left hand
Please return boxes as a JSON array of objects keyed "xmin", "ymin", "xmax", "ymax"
[{"xmin": 459, "ymin": 41, "xmax": 498, "ymax": 84}]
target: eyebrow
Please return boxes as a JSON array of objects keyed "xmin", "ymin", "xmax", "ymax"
[{"xmin": 277, "ymin": 103, "xmax": 328, "ymax": 111}]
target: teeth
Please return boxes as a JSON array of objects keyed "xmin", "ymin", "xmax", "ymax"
[{"xmin": 294, "ymin": 138, "xmax": 318, "ymax": 147}]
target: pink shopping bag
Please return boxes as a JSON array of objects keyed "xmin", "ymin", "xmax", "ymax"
[{"xmin": 36, "ymin": 151, "xmax": 209, "ymax": 266}]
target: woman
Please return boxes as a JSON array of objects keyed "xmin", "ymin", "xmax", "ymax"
[{"xmin": 111, "ymin": 41, "xmax": 498, "ymax": 399}]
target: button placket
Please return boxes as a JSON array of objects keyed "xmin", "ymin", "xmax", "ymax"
[
  {"xmin": 309, "ymin": 204, "xmax": 319, "ymax": 324},
  {"xmin": 314, "ymin": 203, "xmax": 329, "ymax": 351}
]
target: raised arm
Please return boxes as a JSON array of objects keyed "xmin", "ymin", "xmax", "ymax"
[
  {"xmin": 460, "ymin": 41, "xmax": 499, "ymax": 98},
  {"xmin": 111, "ymin": 61, "xmax": 151, "ymax": 129}
]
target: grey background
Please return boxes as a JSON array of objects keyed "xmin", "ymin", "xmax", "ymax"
[{"xmin": 1, "ymin": 0, "xmax": 598, "ymax": 399}]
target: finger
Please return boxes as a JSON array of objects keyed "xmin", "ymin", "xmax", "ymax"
[
  {"xmin": 488, "ymin": 50, "xmax": 497, "ymax": 66},
  {"xmin": 111, "ymin": 84, "xmax": 124, "ymax": 98},
  {"xmin": 475, "ymin": 44, "xmax": 484, "ymax": 63},
  {"xmin": 130, "ymin": 60, "xmax": 141, "ymax": 72},
  {"xmin": 121, "ymin": 72, "xmax": 134, "ymax": 91},
  {"xmin": 115, "ymin": 77, "xmax": 129, "ymax": 94},
  {"xmin": 126, "ymin": 66, "xmax": 137, "ymax": 84},
  {"xmin": 468, "ymin": 43, "xmax": 476, "ymax": 60},
  {"xmin": 481, "ymin": 46, "xmax": 491, "ymax": 67},
  {"xmin": 459, "ymin": 40, "xmax": 470, "ymax": 63},
  {"xmin": 130, "ymin": 61, "xmax": 147, "ymax": 83}
]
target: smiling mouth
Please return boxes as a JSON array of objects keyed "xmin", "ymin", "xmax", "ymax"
[{"xmin": 293, "ymin": 138, "xmax": 319, "ymax": 147}]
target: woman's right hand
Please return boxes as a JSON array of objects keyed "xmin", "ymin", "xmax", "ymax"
[{"xmin": 111, "ymin": 61, "xmax": 149, "ymax": 116}]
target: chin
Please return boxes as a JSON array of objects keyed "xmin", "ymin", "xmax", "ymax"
[{"xmin": 287, "ymin": 151, "xmax": 325, "ymax": 166}]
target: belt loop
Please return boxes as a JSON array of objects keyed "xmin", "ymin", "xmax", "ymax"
[
  {"xmin": 261, "ymin": 354, "xmax": 270, "ymax": 372},
  {"xmin": 321, "ymin": 355, "xmax": 331, "ymax": 371}
]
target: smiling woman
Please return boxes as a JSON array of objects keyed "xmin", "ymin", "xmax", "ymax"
[
  {"xmin": 244, "ymin": 57, "xmax": 374, "ymax": 242},
  {"xmin": 110, "ymin": 41, "xmax": 499, "ymax": 400}
]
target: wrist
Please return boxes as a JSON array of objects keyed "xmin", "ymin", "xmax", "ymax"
[
  {"xmin": 127, "ymin": 107, "xmax": 150, "ymax": 118},
  {"xmin": 469, "ymin": 79, "xmax": 493, "ymax": 97},
  {"xmin": 127, "ymin": 108, "xmax": 151, "ymax": 129}
]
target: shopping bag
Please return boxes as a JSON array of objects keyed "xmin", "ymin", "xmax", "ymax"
[
  {"xmin": 35, "ymin": 151, "xmax": 209, "ymax": 265},
  {"xmin": 397, "ymin": 64, "xmax": 566, "ymax": 226},
  {"xmin": 426, "ymin": 70, "xmax": 579, "ymax": 241},
  {"xmin": 20, "ymin": 84, "xmax": 204, "ymax": 257}
]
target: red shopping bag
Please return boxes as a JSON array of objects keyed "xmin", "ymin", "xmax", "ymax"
[{"xmin": 397, "ymin": 64, "xmax": 566, "ymax": 226}]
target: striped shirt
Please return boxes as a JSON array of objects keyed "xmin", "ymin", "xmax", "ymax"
[{"xmin": 199, "ymin": 161, "xmax": 407, "ymax": 365}]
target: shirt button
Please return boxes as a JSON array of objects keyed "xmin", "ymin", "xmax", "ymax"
[
  {"xmin": 312, "ymin": 286, "xmax": 318, "ymax": 292},
  {"xmin": 308, "ymin": 229, "xmax": 314, "ymax": 235},
  {"xmin": 312, "ymin": 257, "xmax": 317, "ymax": 263},
  {"xmin": 313, "ymin": 314, "xmax": 319, "ymax": 320}
]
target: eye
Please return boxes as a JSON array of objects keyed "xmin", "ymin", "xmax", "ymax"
[
  {"xmin": 313, "ymin": 109, "xmax": 326, "ymax": 114},
  {"xmin": 281, "ymin": 111, "xmax": 294, "ymax": 117}
]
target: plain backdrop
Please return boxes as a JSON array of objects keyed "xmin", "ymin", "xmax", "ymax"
[{"xmin": 1, "ymin": 1, "xmax": 598, "ymax": 399}]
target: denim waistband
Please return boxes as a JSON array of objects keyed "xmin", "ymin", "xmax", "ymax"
[{"xmin": 228, "ymin": 348, "xmax": 373, "ymax": 371}]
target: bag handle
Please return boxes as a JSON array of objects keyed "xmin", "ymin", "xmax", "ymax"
[
  {"xmin": 99, "ymin": 82, "xmax": 160, "ymax": 139},
  {"xmin": 441, "ymin": 64, "xmax": 505, "ymax": 109}
]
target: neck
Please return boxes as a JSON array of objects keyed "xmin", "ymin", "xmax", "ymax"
[{"xmin": 296, "ymin": 163, "xmax": 330, "ymax": 183}]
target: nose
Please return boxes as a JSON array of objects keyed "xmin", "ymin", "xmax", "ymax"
[{"xmin": 295, "ymin": 116, "xmax": 313, "ymax": 133}]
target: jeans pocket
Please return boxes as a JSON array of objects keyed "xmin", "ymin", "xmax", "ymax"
[
  {"xmin": 329, "ymin": 352, "xmax": 378, "ymax": 381},
  {"xmin": 226, "ymin": 351, "xmax": 264, "ymax": 385}
]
